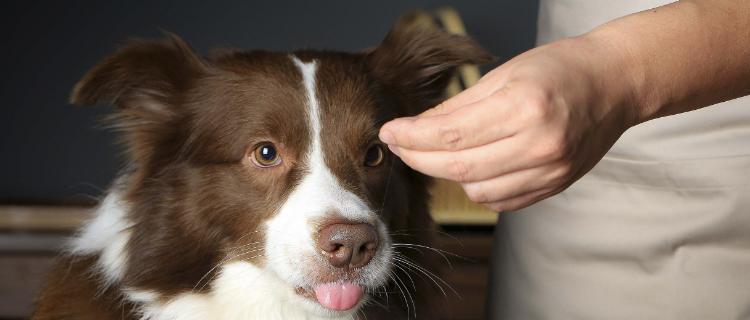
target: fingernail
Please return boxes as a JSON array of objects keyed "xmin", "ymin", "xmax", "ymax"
[{"xmin": 379, "ymin": 128, "xmax": 395, "ymax": 145}]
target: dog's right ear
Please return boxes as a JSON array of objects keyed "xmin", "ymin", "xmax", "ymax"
[
  {"xmin": 71, "ymin": 34, "xmax": 207, "ymax": 165},
  {"xmin": 367, "ymin": 12, "xmax": 495, "ymax": 116}
]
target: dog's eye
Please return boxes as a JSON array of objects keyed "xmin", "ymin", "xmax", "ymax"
[
  {"xmin": 251, "ymin": 142, "xmax": 282, "ymax": 168},
  {"xmin": 364, "ymin": 145, "xmax": 385, "ymax": 167}
]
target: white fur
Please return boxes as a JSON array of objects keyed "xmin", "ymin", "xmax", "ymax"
[
  {"xmin": 263, "ymin": 57, "xmax": 391, "ymax": 294},
  {"xmin": 132, "ymin": 262, "xmax": 356, "ymax": 320},
  {"xmin": 124, "ymin": 288, "xmax": 160, "ymax": 304},
  {"xmin": 68, "ymin": 56, "xmax": 392, "ymax": 320},
  {"xmin": 265, "ymin": 57, "xmax": 392, "ymax": 313},
  {"xmin": 70, "ymin": 191, "xmax": 132, "ymax": 287},
  {"xmin": 70, "ymin": 189, "xmax": 346, "ymax": 320}
]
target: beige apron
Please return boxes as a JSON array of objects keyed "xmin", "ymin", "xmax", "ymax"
[{"xmin": 489, "ymin": 1, "xmax": 750, "ymax": 319}]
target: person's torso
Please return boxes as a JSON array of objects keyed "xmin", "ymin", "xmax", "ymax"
[{"xmin": 489, "ymin": 1, "xmax": 750, "ymax": 319}]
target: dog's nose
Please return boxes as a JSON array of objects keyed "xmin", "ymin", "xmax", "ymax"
[{"xmin": 316, "ymin": 223, "xmax": 378, "ymax": 268}]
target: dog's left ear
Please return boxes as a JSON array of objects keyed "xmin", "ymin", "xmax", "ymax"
[{"xmin": 367, "ymin": 12, "xmax": 495, "ymax": 114}]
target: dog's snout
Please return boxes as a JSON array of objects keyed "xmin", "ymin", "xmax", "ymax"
[{"xmin": 317, "ymin": 223, "xmax": 378, "ymax": 268}]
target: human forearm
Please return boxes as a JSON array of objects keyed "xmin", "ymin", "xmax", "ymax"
[
  {"xmin": 581, "ymin": 0, "xmax": 750, "ymax": 123},
  {"xmin": 378, "ymin": 0, "xmax": 750, "ymax": 211}
]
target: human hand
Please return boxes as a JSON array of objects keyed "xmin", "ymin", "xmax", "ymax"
[{"xmin": 379, "ymin": 37, "xmax": 639, "ymax": 212}]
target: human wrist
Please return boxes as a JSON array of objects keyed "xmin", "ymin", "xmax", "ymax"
[
  {"xmin": 562, "ymin": 32, "xmax": 644, "ymax": 130},
  {"xmin": 579, "ymin": 5, "xmax": 698, "ymax": 126}
]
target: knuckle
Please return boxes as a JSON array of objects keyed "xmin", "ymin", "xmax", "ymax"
[
  {"xmin": 522, "ymin": 92, "xmax": 553, "ymax": 122},
  {"xmin": 551, "ymin": 162, "xmax": 574, "ymax": 181},
  {"xmin": 437, "ymin": 126, "xmax": 463, "ymax": 150},
  {"xmin": 464, "ymin": 184, "xmax": 488, "ymax": 203},
  {"xmin": 434, "ymin": 101, "xmax": 452, "ymax": 113},
  {"xmin": 485, "ymin": 90, "xmax": 511, "ymax": 110},
  {"xmin": 448, "ymin": 158, "xmax": 472, "ymax": 182},
  {"xmin": 400, "ymin": 131, "xmax": 416, "ymax": 149},
  {"xmin": 486, "ymin": 90, "xmax": 506, "ymax": 105},
  {"xmin": 535, "ymin": 136, "xmax": 569, "ymax": 161},
  {"xmin": 522, "ymin": 105, "xmax": 546, "ymax": 125}
]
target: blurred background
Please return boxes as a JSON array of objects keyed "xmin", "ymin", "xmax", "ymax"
[{"xmin": 0, "ymin": 1, "xmax": 538, "ymax": 318}]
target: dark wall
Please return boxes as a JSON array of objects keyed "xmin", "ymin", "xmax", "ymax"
[{"xmin": 0, "ymin": 0, "xmax": 539, "ymax": 204}]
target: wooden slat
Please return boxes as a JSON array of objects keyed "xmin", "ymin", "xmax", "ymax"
[
  {"xmin": 435, "ymin": 7, "xmax": 484, "ymax": 87},
  {"xmin": 0, "ymin": 206, "xmax": 91, "ymax": 232},
  {"xmin": 430, "ymin": 177, "xmax": 498, "ymax": 225},
  {"xmin": 428, "ymin": 8, "xmax": 498, "ymax": 226}
]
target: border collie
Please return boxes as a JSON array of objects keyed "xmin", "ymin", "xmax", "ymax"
[{"xmin": 33, "ymin": 13, "xmax": 492, "ymax": 320}]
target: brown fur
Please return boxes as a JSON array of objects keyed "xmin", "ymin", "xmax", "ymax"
[{"xmin": 33, "ymin": 13, "xmax": 493, "ymax": 319}]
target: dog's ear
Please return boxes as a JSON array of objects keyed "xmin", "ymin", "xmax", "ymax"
[
  {"xmin": 71, "ymin": 33, "xmax": 205, "ymax": 109},
  {"xmin": 366, "ymin": 12, "xmax": 495, "ymax": 115},
  {"xmin": 71, "ymin": 33, "xmax": 206, "ymax": 165}
]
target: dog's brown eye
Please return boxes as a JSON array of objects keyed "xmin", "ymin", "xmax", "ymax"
[
  {"xmin": 364, "ymin": 145, "xmax": 385, "ymax": 167},
  {"xmin": 251, "ymin": 142, "xmax": 281, "ymax": 168}
]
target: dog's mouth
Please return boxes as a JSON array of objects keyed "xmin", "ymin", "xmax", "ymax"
[{"xmin": 295, "ymin": 282, "xmax": 364, "ymax": 311}]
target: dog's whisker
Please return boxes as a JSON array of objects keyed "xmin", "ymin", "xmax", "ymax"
[
  {"xmin": 378, "ymin": 157, "xmax": 396, "ymax": 215},
  {"xmin": 364, "ymin": 294, "xmax": 388, "ymax": 312},
  {"xmin": 393, "ymin": 253, "xmax": 460, "ymax": 299},
  {"xmin": 393, "ymin": 257, "xmax": 448, "ymax": 299},
  {"xmin": 224, "ymin": 242, "xmax": 263, "ymax": 253},
  {"xmin": 225, "ymin": 230, "xmax": 264, "ymax": 249},
  {"xmin": 196, "ymin": 253, "xmax": 266, "ymax": 294},
  {"xmin": 388, "ymin": 232, "xmax": 421, "ymax": 238},
  {"xmin": 355, "ymin": 306, "xmax": 369, "ymax": 320},
  {"xmin": 393, "ymin": 273, "xmax": 417, "ymax": 318},
  {"xmin": 369, "ymin": 282, "xmax": 392, "ymax": 311},
  {"xmin": 391, "ymin": 262, "xmax": 417, "ymax": 293},
  {"xmin": 388, "ymin": 271, "xmax": 414, "ymax": 320},
  {"xmin": 395, "ymin": 257, "xmax": 446, "ymax": 297},
  {"xmin": 390, "ymin": 228, "xmax": 461, "ymax": 243},
  {"xmin": 192, "ymin": 248, "xmax": 266, "ymax": 293},
  {"xmin": 394, "ymin": 268, "xmax": 418, "ymax": 320},
  {"xmin": 392, "ymin": 242, "xmax": 468, "ymax": 267}
]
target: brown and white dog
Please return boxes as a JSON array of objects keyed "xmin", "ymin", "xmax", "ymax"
[{"xmin": 33, "ymin": 14, "xmax": 492, "ymax": 320}]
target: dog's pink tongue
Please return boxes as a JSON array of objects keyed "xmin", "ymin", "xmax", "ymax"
[{"xmin": 313, "ymin": 283, "xmax": 363, "ymax": 311}]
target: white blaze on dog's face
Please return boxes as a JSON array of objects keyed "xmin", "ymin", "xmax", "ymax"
[
  {"xmin": 63, "ymin": 13, "xmax": 493, "ymax": 319},
  {"xmin": 262, "ymin": 57, "xmax": 393, "ymax": 315}
]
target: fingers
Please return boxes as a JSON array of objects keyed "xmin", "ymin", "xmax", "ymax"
[
  {"xmin": 380, "ymin": 90, "xmax": 515, "ymax": 151},
  {"xmin": 461, "ymin": 168, "xmax": 548, "ymax": 204},
  {"xmin": 483, "ymin": 187, "xmax": 557, "ymax": 213},
  {"xmin": 379, "ymin": 79, "xmax": 497, "ymax": 148},
  {"xmin": 388, "ymin": 134, "xmax": 531, "ymax": 182},
  {"xmin": 391, "ymin": 125, "xmax": 573, "ymax": 184},
  {"xmin": 390, "ymin": 133, "xmax": 570, "ymax": 212},
  {"xmin": 460, "ymin": 165, "xmax": 562, "ymax": 203}
]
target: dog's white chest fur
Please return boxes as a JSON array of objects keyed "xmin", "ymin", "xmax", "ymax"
[{"xmin": 131, "ymin": 263, "xmax": 355, "ymax": 320}]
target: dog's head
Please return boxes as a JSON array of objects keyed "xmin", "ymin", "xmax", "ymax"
[{"xmin": 72, "ymin": 14, "xmax": 492, "ymax": 317}]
